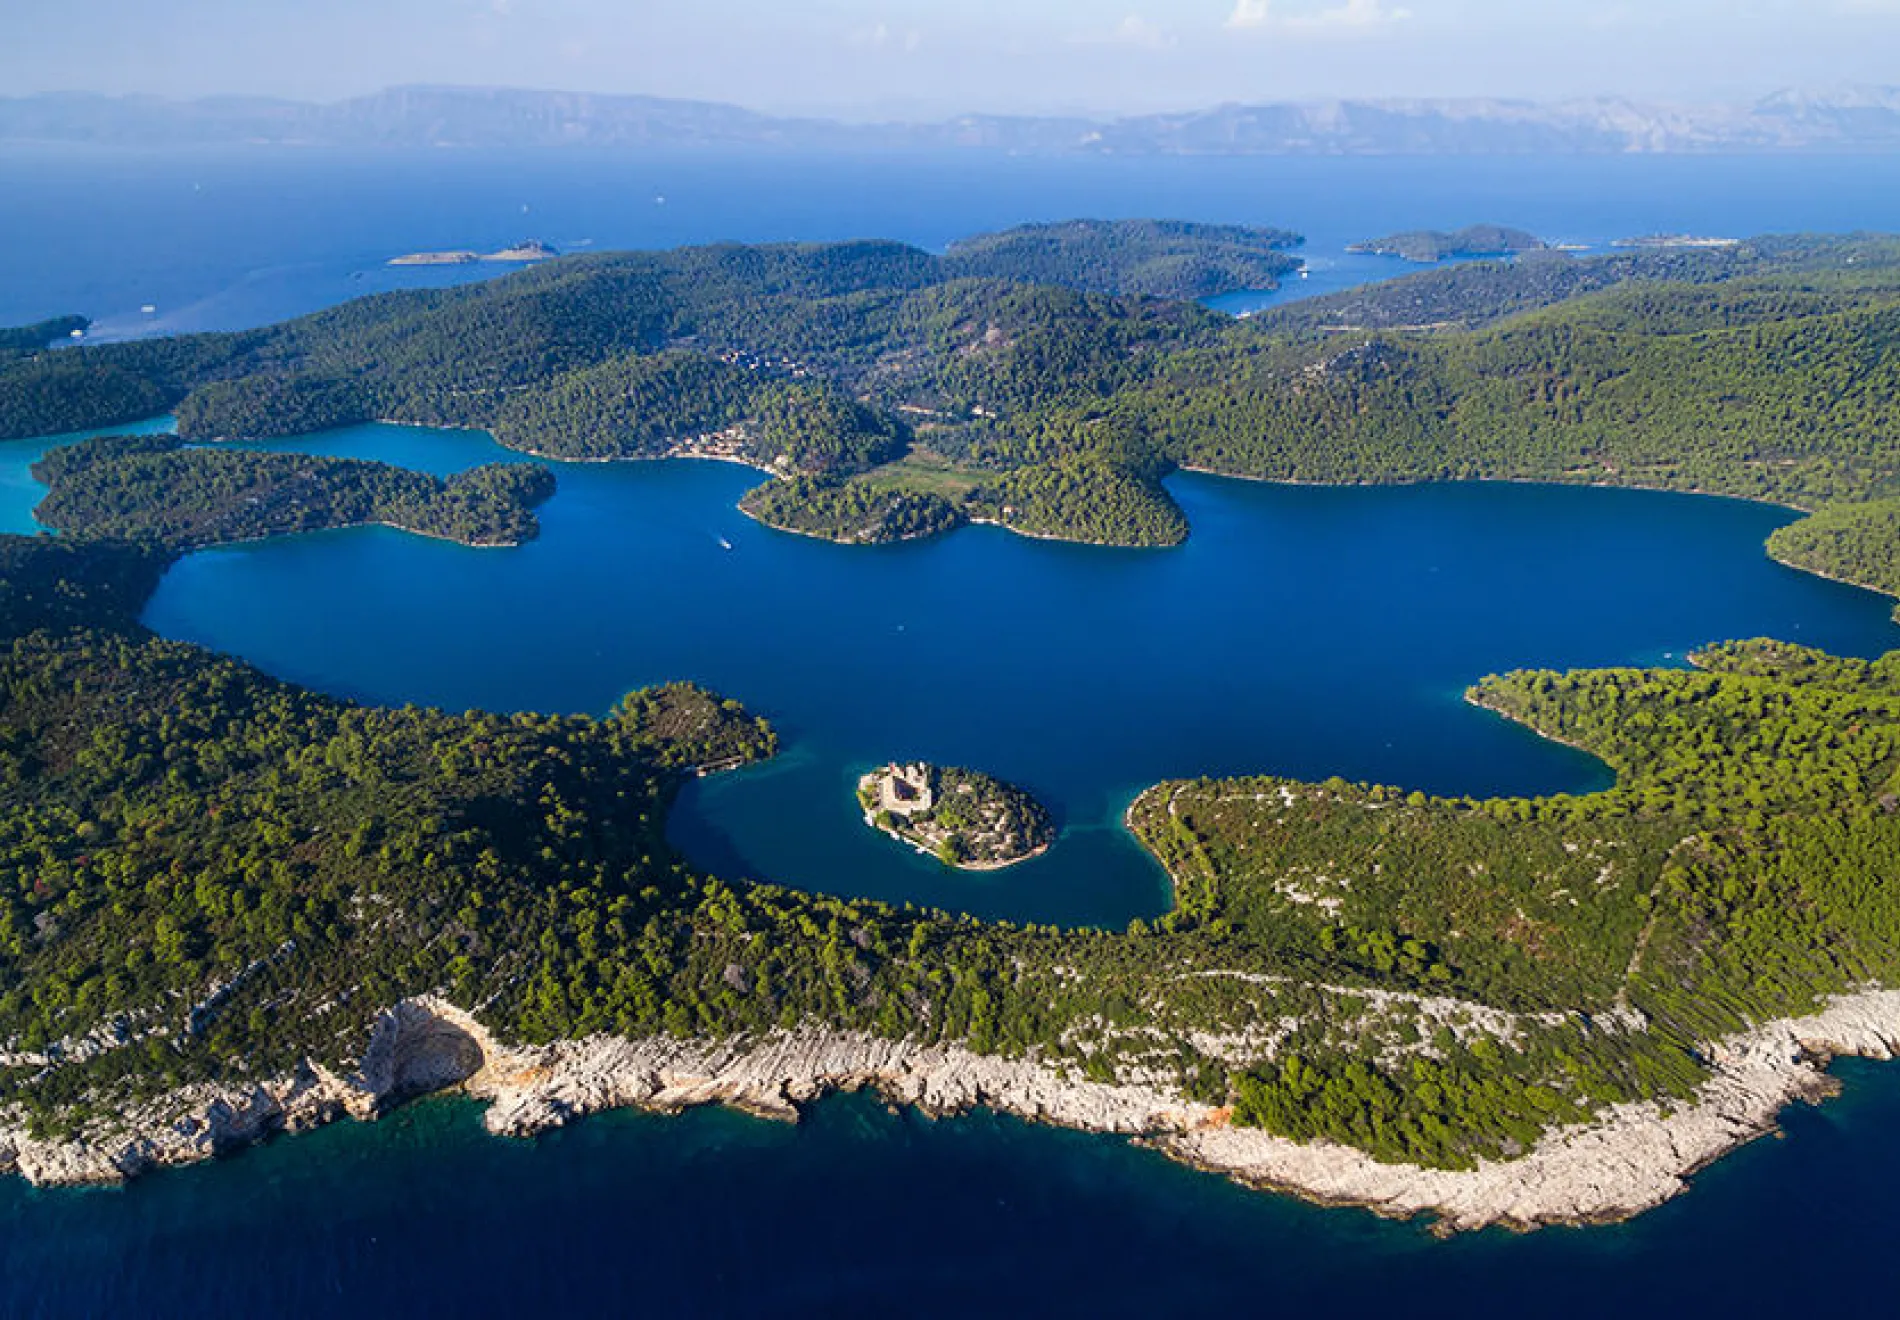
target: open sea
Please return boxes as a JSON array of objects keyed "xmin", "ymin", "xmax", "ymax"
[{"xmin": 5, "ymin": 146, "xmax": 1900, "ymax": 1316}]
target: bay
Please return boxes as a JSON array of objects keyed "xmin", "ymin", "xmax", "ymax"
[
  {"xmin": 134, "ymin": 451, "xmax": 1897, "ymax": 928},
  {"xmin": 7, "ymin": 146, "xmax": 1900, "ymax": 1314}
]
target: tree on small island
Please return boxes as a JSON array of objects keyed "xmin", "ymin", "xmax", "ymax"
[{"xmin": 857, "ymin": 762, "xmax": 1054, "ymax": 870}]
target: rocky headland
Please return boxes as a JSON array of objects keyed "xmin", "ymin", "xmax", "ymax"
[
  {"xmin": 4, "ymin": 989, "xmax": 1899, "ymax": 1233},
  {"xmin": 389, "ymin": 240, "xmax": 558, "ymax": 266}
]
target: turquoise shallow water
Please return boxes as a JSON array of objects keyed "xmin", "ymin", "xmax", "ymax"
[{"xmin": 0, "ymin": 413, "xmax": 177, "ymax": 535}]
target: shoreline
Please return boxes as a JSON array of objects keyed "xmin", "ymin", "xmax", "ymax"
[
  {"xmin": 1763, "ymin": 545, "xmax": 1900, "ymax": 613},
  {"xmin": 4, "ymin": 989, "xmax": 1896, "ymax": 1234},
  {"xmin": 965, "ymin": 515, "xmax": 1175, "ymax": 550},
  {"xmin": 509, "ymin": 444, "xmax": 781, "ymax": 479},
  {"xmin": 1173, "ymin": 463, "xmax": 1822, "ymax": 516},
  {"xmin": 738, "ymin": 502, "xmax": 963, "ymax": 547},
  {"xmin": 1176, "ymin": 462, "xmax": 1900, "ymax": 609},
  {"xmin": 47, "ymin": 424, "xmax": 1888, "ymax": 608},
  {"xmin": 861, "ymin": 811, "xmax": 1054, "ymax": 871},
  {"xmin": 110, "ymin": 519, "xmax": 529, "ymax": 555},
  {"xmin": 857, "ymin": 765, "xmax": 1056, "ymax": 870}
]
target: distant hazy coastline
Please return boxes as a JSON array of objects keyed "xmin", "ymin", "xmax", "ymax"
[{"xmin": 7, "ymin": 85, "xmax": 1900, "ymax": 155}]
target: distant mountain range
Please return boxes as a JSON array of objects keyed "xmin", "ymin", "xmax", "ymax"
[{"xmin": 8, "ymin": 85, "xmax": 1900, "ymax": 154}]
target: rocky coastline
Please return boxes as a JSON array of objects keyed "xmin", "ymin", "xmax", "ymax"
[
  {"xmin": 388, "ymin": 240, "xmax": 558, "ymax": 266},
  {"xmin": 857, "ymin": 762, "xmax": 1055, "ymax": 869},
  {"xmin": 5, "ymin": 989, "xmax": 1899, "ymax": 1233}
]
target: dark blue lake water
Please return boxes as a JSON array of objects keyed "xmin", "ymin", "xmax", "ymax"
[
  {"xmin": 132, "ymin": 443, "xmax": 1898, "ymax": 928},
  {"xmin": 6, "ymin": 147, "xmax": 1900, "ymax": 1316}
]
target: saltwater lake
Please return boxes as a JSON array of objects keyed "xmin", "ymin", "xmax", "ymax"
[
  {"xmin": 134, "ymin": 431, "xmax": 1899, "ymax": 928},
  {"xmin": 6, "ymin": 146, "xmax": 1900, "ymax": 1315}
]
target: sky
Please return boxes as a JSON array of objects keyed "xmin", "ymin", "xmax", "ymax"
[{"xmin": 5, "ymin": 0, "xmax": 1900, "ymax": 118}]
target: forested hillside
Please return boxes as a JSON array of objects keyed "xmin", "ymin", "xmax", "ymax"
[
  {"xmin": 1346, "ymin": 224, "xmax": 1546, "ymax": 264},
  {"xmin": 8, "ymin": 221, "xmax": 1900, "ymax": 1196},
  {"xmin": 4, "ymin": 227, "xmax": 1900, "ymax": 587},
  {"xmin": 942, "ymin": 218, "xmax": 1301, "ymax": 299},
  {"xmin": 7, "ymin": 525, "xmax": 1900, "ymax": 1172},
  {"xmin": 31, "ymin": 435, "xmax": 556, "ymax": 548},
  {"xmin": 1768, "ymin": 500, "xmax": 1900, "ymax": 619},
  {"xmin": 0, "ymin": 317, "xmax": 86, "ymax": 363}
]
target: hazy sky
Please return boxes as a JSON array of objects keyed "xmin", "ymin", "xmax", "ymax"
[{"xmin": 7, "ymin": 0, "xmax": 1900, "ymax": 117}]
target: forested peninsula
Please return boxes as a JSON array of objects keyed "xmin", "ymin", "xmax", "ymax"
[
  {"xmin": 4, "ymin": 222, "xmax": 1899, "ymax": 584},
  {"xmin": 30, "ymin": 435, "xmax": 556, "ymax": 549},
  {"xmin": 6, "ymin": 221, "xmax": 1900, "ymax": 1228},
  {"xmin": 5, "ymin": 524, "xmax": 1900, "ymax": 1229}
]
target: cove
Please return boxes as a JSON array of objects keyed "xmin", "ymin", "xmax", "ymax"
[
  {"xmin": 122, "ymin": 429, "xmax": 1900, "ymax": 929},
  {"xmin": 0, "ymin": 413, "xmax": 179, "ymax": 535},
  {"xmin": 0, "ymin": 418, "xmax": 528, "ymax": 537}
]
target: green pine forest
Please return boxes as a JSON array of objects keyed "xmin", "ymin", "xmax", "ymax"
[
  {"xmin": 5, "ymin": 221, "xmax": 1900, "ymax": 1173},
  {"xmin": 31, "ymin": 434, "xmax": 555, "ymax": 549},
  {"xmin": 5, "ymin": 224, "xmax": 1900, "ymax": 586}
]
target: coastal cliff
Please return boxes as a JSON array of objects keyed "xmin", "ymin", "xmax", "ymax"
[{"xmin": 6, "ymin": 990, "xmax": 1898, "ymax": 1233}]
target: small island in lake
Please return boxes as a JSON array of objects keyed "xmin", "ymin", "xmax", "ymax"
[
  {"xmin": 1348, "ymin": 224, "xmax": 1547, "ymax": 263},
  {"xmin": 389, "ymin": 239, "xmax": 559, "ymax": 266},
  {"xmin": 857, "ymin": 762, "xmax": 1054, "ymax": 869}
]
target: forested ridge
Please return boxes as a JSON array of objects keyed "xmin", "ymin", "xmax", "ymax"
[
  {"xmin": 9, "ymin": 227, "xmax": 1900, "ymax": 582},
  {"xmin": 1127, "ymin": 639, "xmax": 1900, "ymax": 1163},
  {"xmin": 941, "ymin": 219, "xmax": 1301, "ymax": 299},
  {"xmin": 739, "ymin": 477, "xmax": 965, "ymax": 544},
  {"xmin": 0, "ymin": 317, "xmax": 86, "ymax": 364}
]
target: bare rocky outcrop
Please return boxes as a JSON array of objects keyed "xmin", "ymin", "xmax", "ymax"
[
  {"xmin": 0, "ymin": 996, "xmax": 492, "ymax": 1185},
  {"xmin": 354, "ymin": 998, "xmax": 491, "ymax": 1114},
  {"xmin": 0, "ymin": 1065, "xmax": 355, "ymax": 1187},
  {"xmin": 1162, "ymin": 992, "xmax": 1900, "ymax": 1232},
  {"xmin": 5, "ymin": 990, "xmax": 1900, "ymax": 1234}
]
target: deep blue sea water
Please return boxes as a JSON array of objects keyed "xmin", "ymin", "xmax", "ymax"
[
  {"xmin": 8, "ymin": 146, "xmax": 1900, "ymax": 335},
  {"xmin": 7, "ymin": 1072, "xmax": 1900, "ymax": 1319},
  {"xmin": 7, "ymin": 148, "xmax": 1900, "ymax": 1315}
]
